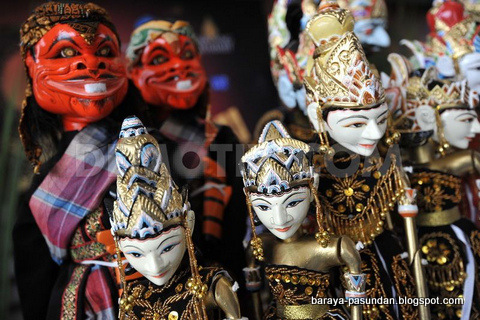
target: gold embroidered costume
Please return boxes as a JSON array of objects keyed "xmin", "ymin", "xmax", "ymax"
[
  {"xmin": 385, "ymin": 54, "xmax": 480, "ymax": 320},
  {"xmin": 304, "ymin": 3, "xmax": 423, "ymax": 319},
  {"xmin": 109, "ymin": 116, "xmax": 243, "ymax": 320},
  {"xmin": 241, "ymin": 120, "xmax": 364, "ymax": 320}
]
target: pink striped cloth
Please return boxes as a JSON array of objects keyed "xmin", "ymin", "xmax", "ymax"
[{"xmin": 29, "ymin": 123, "xmax": 118, "ymax": 264}]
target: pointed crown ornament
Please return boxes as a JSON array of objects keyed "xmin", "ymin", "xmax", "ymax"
[
  {"xmin": 387, "ymin": 54, "xmax": 478, "ymax": 128},
  {"xmin": 113, "ymin": 117, "xmax": 209, "ymax": 317},
  {"xmin": 405, "ymin": 68, "xmax": 478, "ymax": 112},
  {"xmin": 112, "ymin": 116, "xmax": 188, "ymax": 238},
  {"xmin": 304, "ymin": 0, "xmax": 385, "ymax": 109},
  {"xmin": 240, "ymin": 120, "xmax": 313, "ymax": 194}
]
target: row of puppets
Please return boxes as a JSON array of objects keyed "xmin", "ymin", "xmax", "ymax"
[{"xmin": 11, "ymin": 0, "xmax": 480, "ymax": 319}]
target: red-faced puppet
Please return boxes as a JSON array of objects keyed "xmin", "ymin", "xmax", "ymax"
[
  {"xmin": 126, "ymin": 20, "xmax": 207, "ymax": 110},
  {"xmin": 20, "ymin": 2, "xmax": 128, "ymax": 171}
]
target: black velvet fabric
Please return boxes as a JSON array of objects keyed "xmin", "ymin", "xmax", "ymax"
[{"xmin": 13, "ymin": 130, "xmax": 76, "ymax": 320}]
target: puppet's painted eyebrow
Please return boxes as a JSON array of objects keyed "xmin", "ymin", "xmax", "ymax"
[
  {"xmin": 123, "ymin": 244, "xmax": 143, "ymax": 251},
  {"xmin": 282, "ymin": 192, "xmax": 306, "ymax": 204},
  {"xmin": 98, "ymin": 35, "xmax": 114, "ymax": 46},
  {"xmin": 48, "ymin": 34, "xmax": 79, "ymax": 52},
  {"xmin": 252, "ymin": 198, "xmax": 272, "ymax": 205},
  {"xmin": 157, "ymin": 234, "xmax": 180, "ymax": 249},
  {"xmin": 454, "ymin": 112, "xmax": 476, "ymax": 120},
  {"xmin": 337, "ymin": 109, "xmax": 388, "ymax": 124},
  {"xmin": 337, "ymin": 115, "xmax": 369, "ymax": 123},
  {"xmin": 148, "ymin": 46, "xmax": 170, "ymax": 56},
  {"xmin": 377, "ymin": 110, "xmax": 388, "ymax": 119}
]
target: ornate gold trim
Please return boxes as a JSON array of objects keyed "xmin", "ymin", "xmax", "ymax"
[
  {"xmin": 416, "ymin": 207, "xmax": 461, "ymax": 227},
  {"xmin": 276, "ymin": 304, "xmax": 329, "ymax": 319},
  {"xmin": 322, "ymin": 155, "xmax": 404, "ymax": 244}
]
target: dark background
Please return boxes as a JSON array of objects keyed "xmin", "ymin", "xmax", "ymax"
[{"xmin": 0, "ymin": 0, "xmax": 433, "ymax": 318}]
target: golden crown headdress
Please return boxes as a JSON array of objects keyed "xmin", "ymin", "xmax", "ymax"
[
  {"xmin": 112, "ymin": 116, "xmax": 188, "ymax": 238},
  {"xmin": 411, "ymin": 71, "xmax": 477, "ymax": 111},
  {"xmin": 426, "ymin": 0, "xmax": 480, "ymax": 68},
  {"xmin": 385, "ymin": 55, "xmax": 439, "ymax": 133},
  {"xmin": 240, "ymin": 120, "xmax": 313, "ymax": 194},
  {"xmin": 428, "ymin": 19, "xmax": 477, "ymax": 63},
  {"xmin": 304, "ymin": 0, "xmax": 385, "ymax": 109},
  {"xmin": 113, "ymin": 117, "xmax": 209, "ymax": 316}
]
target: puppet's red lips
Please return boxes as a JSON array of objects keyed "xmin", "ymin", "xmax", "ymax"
[
  {"xmin": 47, "ymin": 77, "xmax": 126, "ymax": 99},
  {"xmin": 275, "ymin": 226, "xmax": 292, "ymax": 232},
  {"xmin": 152, "ymin": 270, "xmax": 168, "ymax": 278},
  {"xmin": 359, "ymin": 144, "xmax": 375, "ymax": 149}
]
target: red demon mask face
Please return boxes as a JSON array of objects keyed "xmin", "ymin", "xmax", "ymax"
[
  {"xmin": 25, "ymin": 23, "xmax": 128, "ymax": 131},
  {"xmin": 129, "ymin": 32, "xmax": 207, "ymax": 110}
]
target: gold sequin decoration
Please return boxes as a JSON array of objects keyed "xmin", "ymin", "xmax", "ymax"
[
  {"xmin": 168, "ymin": 311, "xmax": 179, "ymax": 320},
  {"xmin": 344, "ymin": 187, "xmax": 354, "ymax": 197},
  {"xmin": 175, "ymin": 283, "xmax": 183, "ymax": 293}
]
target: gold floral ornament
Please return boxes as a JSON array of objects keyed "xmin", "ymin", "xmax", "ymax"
[
  {"xmin": 422, "ymin": 238, "xmax": 452, "ymax": 265},
  {"xmin": 331, "ymin": 174, "xmax": 367, "ymax": 212},
  {"xmin": 302, "ymin": 1, "xmax": 385, "ymax": 155},
  {"xmin": 420, "ymin": 233, "xmax": 466, "ymax": 292},
  {"xmin": 319, "ymin": 154, "xmax": 407, "ymax": 245},
  {"xmin": 303, "ymin": 1, "xmax": 385, "ymax": 108},
  {"xmin": 240, "ymin": 120, "xmax": 330, "ymax": 254}
]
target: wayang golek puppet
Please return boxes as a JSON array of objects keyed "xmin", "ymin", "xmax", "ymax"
[
  {"xmin": 385, "ymin": 54, "xmax": 480, "ymax": 320},
  {"xmin": 254, "ymin": 0, "xmax": 391, "ymax": 144},
  {"xmin": 252, "ymin": 0, "xmax": 318, "ymax": 143},
  {"xmin": 125, "ymin": 19, "xmax": 247, "ymax": 284},
  {"xmin": 13, "ymin": 2, "xmax": 138, "ymax": 319},
  {"xmin": 402, "ymin": 0, "xmax": 480, "ymax": 227},
  {"xmin": 402, "ymin": 0, "xmax": 480, "ymax": 93},
  {"xmin": 241, "ymin": 120, "xmax": 365, "ymax": 320},
  {"xmin": 108, "ymin": 116, "xmax": 245, "ymax": 320},
  {"xmin": 303, "ymin": 2, "xmax": 429, "ymax": 319}
]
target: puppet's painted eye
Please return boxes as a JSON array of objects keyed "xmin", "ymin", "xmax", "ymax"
[
  {"xmin": 181, "ymin": 49, "xmax": 195, "ymax": 60},
  {"xmin": 151, "ymin": 54, "xmax": 168, "ymax": 65},
  {"xmin": 97, "ymin": 46, "xmax": 112, "ymax": 57},
  {"xmin": 60, "ymin": 47, "xmax": 78, "ymax": 58}
]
